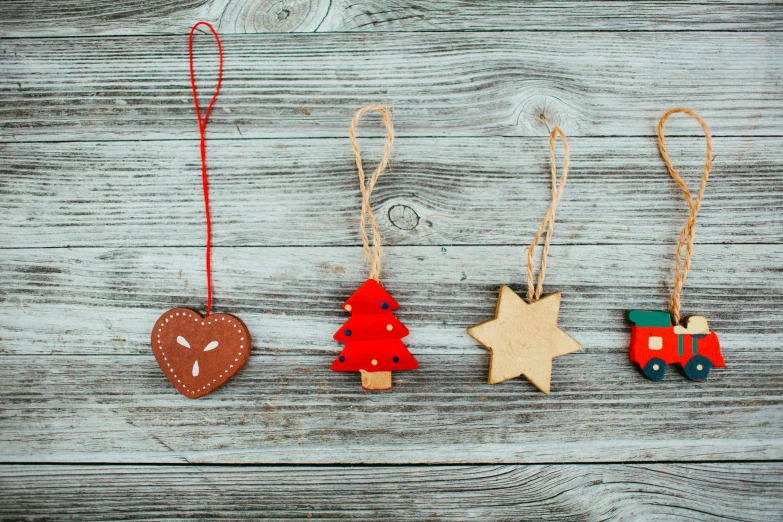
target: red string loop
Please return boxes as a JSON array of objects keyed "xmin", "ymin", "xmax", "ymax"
[{"xmin": 188, "ymin": 21, "xmax": 223, "ymax": 316}]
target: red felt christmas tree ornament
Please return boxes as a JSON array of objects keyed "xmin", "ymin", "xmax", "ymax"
[
  {"xmin": 150, "ymin": 22, "xmax": 250, "ymax": 399},
  {"xmin": 330, "ymin": 105, "xmax": 418, "ymax": 390}
]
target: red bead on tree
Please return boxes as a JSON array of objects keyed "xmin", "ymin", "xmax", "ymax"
[{"xmin": 331, "ymin": 279, "xmax": 418, "ymax": 390}]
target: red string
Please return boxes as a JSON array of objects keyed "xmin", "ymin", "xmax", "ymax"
[{"xmin": 189, "ymin": 21, "xmax": 223, "ymax": 316}]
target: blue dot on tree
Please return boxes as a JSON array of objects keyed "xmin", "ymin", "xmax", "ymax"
[{"xmin": 381, "ymin": 302, "xmax": 389, "ymax": 309}]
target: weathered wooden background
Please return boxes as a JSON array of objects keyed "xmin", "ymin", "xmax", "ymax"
[{"xmin": 1, "ymin": 1, "xmax": 782, "ymax": 520}]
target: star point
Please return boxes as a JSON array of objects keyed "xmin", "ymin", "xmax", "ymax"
[{"xmin": 467, "ymin": 286, "xmax": 581, "ymax": 393}]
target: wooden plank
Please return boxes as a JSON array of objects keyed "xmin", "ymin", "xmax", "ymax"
[
  {"xmin": 1, "ymin": 352, "xmax": 780, "ymax": 463},
  {"xmin": 1, "ymin": 464, "xmax": 781, "ymax": 520},
  {"xmin": 1, "ymin": 137, "xmax": 781, "ymax": 248},
  {"xmin": 2, "ymin": 1, "xmax": 783, "ymax": 37},
  {"xmin": 2, "ymin": 32, "xmax": 782, "ymax": 141},
  {"xmin": 0, "ymin": 246, "xmax": 780, "ymax": 463},
  {"xmin": 1, "ymin": 245, "xmax": 780, "ymax": 355},
  {"xmin": 2, "ymin": 3, "xmax": 782, "ymax": 500},
  {"xmin": 0, "ymin": 462, "xmax": 783, "ymax": 521}
]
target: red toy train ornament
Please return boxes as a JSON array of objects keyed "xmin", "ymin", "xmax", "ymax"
[{"xmin": 629, "ymin": 310, "xmax": 725, "ymax": 382}]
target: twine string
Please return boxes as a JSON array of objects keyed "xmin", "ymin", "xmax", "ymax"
[
  {"xmin": 526, "ymin": 127, "xmax": 570, "ymax": 302},
  {"xmin": 349, "ymin": 105, "xmax": 394, "ymax": 281},
  {"xmin": 657, "ymin": 107, "xmax": 713, "ymax": 325},
  {"xmin": 188, "ymin": 21, "xmax": 223, "ymax": 316}
]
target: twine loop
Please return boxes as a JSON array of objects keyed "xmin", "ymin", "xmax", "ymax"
[
  {"xmin": 349, "ymin": 105, "xmax": 394, "ymax": 281},
  {"xmin": 188, "ymin": 21, "xmax": 223, "ymax": 316},
  {"xmin": 657, "ymin": 107, "xmax": 713, "ymax": 325},
  {"xmin": 526, "ymin": 127, "xmax": 570, "ymax": 302}
]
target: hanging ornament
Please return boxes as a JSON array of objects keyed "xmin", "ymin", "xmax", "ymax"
[
  {"xmin": 467, "ymin": 128, "xmax": 581, "ymax": 394},
  {"xmin": 150, "ymin": 22, "xmax": 250, "ymax": 398},
  {"xmin": 330, "ymin": 106, "xmax": 418, "ymax": 390},
  {"xmin": 629, "ymin": 108, "xmax": 725, "ymax": 382}
]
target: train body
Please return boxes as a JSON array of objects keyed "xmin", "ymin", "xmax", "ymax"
[{"xmin": 628, "ymin": 310, "xmax": 725, "ymax": 381}]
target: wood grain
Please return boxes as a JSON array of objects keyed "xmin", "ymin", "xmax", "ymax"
[
  {"xmin": 2, "ymin": 3, "xmax": 783, "ymax": 517},
  {"xmin": 1, "ymin": 464, "xmax": 782, "ymax": 520},
  {"xmin": 0, "ymin": 246, "xmax": 780, "ymax": 463},
  {"xmin": 2, "ymin": 1, "xmax": 783, "ymax": 36},
  {"xmin": 2, "ymin": 32, "xmax": 782, "ymax": 142},
  {"xmin": 0, "ymin": 348, "xmax": 781, "ymax": 465},
  {"xmin": 1, "ymin": 137, "xmax": 781, "ymax": 248},
  {"xmin": 1, "ymin": 244, "xmax": 780, "ymax": 355}
]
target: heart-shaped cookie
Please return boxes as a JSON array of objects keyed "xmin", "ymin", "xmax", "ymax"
[{"xmin": 151, "ymin": 308, "xmax": 250, "ymax": 398}]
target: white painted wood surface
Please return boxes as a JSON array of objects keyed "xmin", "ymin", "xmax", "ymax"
[
  {"xmin": 2, "ymin": 464, "xmax": 782, "ymax": 520},
  {"xmin": 1, "ymin": 1, "xmax": 782, "ymax": 519},
  {"xmin": 2, "ymin": 32, "xmax": 782, "ymax": 141},
  {"xmin": 2, "ymin": 1, "xmax": 783, "ymax": 36},
  {"xmin": 2, "ymin": 245, "xmax": 780, "ymax": 465},
  {"xmin": 2, "ymin": 137, "xmax": 782, "ymax": 247}
]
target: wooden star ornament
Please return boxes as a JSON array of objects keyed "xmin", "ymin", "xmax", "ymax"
[
  {"xmin": 467, "ymin": 127, "xmax": 579, "ymax": 392},
  {"xmin": 467, "ymin": 286, "xmax": 581, "ymax": 393}
]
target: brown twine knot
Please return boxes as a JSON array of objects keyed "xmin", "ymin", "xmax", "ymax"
[
  {"xmin": 526, "ymin": 127, "xmax": 570, "ymax": 302},
  {"xmin": 657, "ymin": 107, "xmax": 713, "ymax": 325},
  {"xmin": 349, "ymin": 105, "xmax": 394, "ymax": 281}
]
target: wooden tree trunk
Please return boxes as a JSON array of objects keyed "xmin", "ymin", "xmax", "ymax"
[{"xmin": 360, "ymin": 370, "xmax": 392, "ymax": 390}]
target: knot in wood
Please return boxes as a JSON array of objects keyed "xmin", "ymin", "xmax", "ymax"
[
  {"xmin": 515, "ymin": 94, "xmax": 578, "ymax": 135},
  {"xmin": 220, "ymin": 0, "xmax": 322, "ymax": 32},
  {"xmin": 388, "ymin": 204, "xmax": 419, "ymax": 231},
  {"xmin": 261, "ymin": 1, "xmax": 310, "ymax": 31}
]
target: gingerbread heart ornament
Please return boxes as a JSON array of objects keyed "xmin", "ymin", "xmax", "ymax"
[
  {"xmin": 152, "ymin": 308, "xmax": 250, "ymax": 398},
  {"xmin": 149, "ymin": 23, "xmax": 252, "ymax": 398}
]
